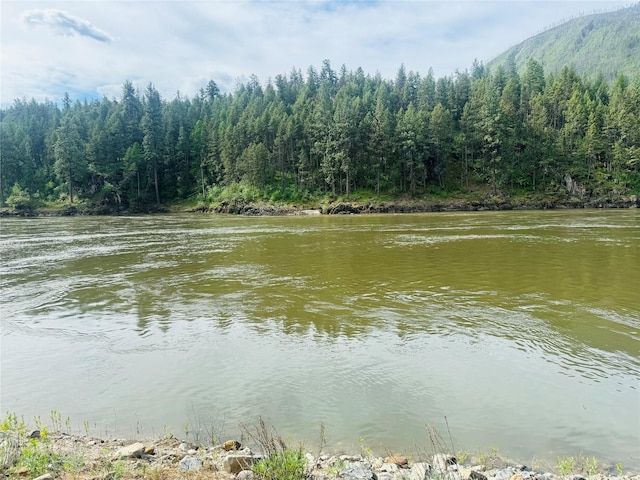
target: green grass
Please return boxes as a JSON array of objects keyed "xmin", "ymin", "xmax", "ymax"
[
  {"xmin": 557, "ymin": 456, "xmax": 576, "ymax": 477},
  {"xmin": 252, "ymin": 449, "xmax": 306, "ymax": 480}
]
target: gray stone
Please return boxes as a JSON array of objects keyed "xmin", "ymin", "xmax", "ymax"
[
  {"xmin": 381, "ymin": 463, "xmax": 400, "ymax": 473},
  {"xmin": 179, "ymin": 456, "xmax": 203, "ymax": 472},
  {"xmin": 33, "ymin": 474, "xmax": 53, "ymax": 480},
  {"xmin": 339, "ymin": 461, "xmax": 375, "ymax": 479},
  {"xmin": 494, "ymin": 468, "xmax": 516, "ymax": 480},
  {"xmin": 377, "ymin": 474, "xmax": 394, "ymax": 480},
  {"xmin": 112, "ymin": 442, "xmax": 145, "ymax": 459},
  {"xmin": 410, "ymin": 462, "xmax": 432, "ymax": 480},
  {"xmin": 28, "ymin": 430, "xmax": 41, "ymax": 439},
  {"xmin": 433, "ymin": 454, "xmax": 457, "ymax": 472},
  {"xmin": 237, "ymin": 471, "xmax": 256, "ymax": 480},
  {"xmin": 470, "ymin": 470, "xmax": 489, "ymax": 480},
  {"xmin": 223, "ymin": 454, "xmax": 256, "ymax": 474},
  {"xmin": 340, "ymin": 454, "xmax": 362, "ymax": 462},
  {"xmin": 178, "ymin": 442, "xmax": 189, "ymax": 452},
  {"xmin": 567, "ymin": 475, "xmax": 586, "ymax": 480}
]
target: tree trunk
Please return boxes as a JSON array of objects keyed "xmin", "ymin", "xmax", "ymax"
[
  {"xmin": 201, "ymin": 158, "xmax": 206, "ymax": 198},
  {"xmin": 154, "ymin": 160, "xmax": 160, "ymax": 205},
  {"xmin": 68, "ymin": 169, "xmax": 74, "ymax": 204}
]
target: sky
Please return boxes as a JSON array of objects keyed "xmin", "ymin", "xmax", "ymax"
[{"xmin": 0, "ymin": 0, "xmax": 634, "ymax": 107}]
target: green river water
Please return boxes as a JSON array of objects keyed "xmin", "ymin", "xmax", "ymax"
[{"xmin": 1, "ymin": 210, "xmax": 638, "ymax": 467}]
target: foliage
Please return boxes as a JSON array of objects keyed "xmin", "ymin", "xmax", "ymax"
[
  {"xmin": 488, "ymin": 4, "xmax": 640, "ymax": 83},
  {"xmin": 241, "ymin": 417, "xmax": 307, "ymax": 480},
  {"xmin": 584, "ymin": 456, "xmax": 598, "ymax": 477},
  {"xmin": 1, "ymin": 59, "xmax": 639, "ymax": 210},
  {"xmin": 253, "ymin": 449, "xmax": 306, "ymax": 480},
  {"xmin": 557, "ymin": 456, "xmax": 576, "ymax": 476},
  {"xmin": 15, "ymin": 438, "xmax": 61, "ymax": 477},
  {"xmin": 5, "ymin": 183, "xmax": 37, "ymax": 210}
]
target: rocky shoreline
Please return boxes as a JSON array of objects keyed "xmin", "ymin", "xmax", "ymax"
[
  {"xmin": 1, "ymin": 194, "xmax": 637, "ymax": 218},
  {"xmin": 1, "ymin": 429, "xmax": 637, "ymax": 480}
]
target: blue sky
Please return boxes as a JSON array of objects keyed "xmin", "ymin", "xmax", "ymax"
[{"xmin": 0, "ymin": 1, "xmax": 633, "ymax": 107}]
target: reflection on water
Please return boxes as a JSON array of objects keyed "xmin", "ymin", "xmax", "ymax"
[{"xmin": 1, "ymin": 211, "xmax": 639, "ymax": 467}]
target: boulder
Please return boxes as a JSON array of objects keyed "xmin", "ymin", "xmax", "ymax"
[
  {"xmin": 410, "ymin": 462, "xmax": 432, "ymax": 480},
  {"xmin": 224, "ymin": 454, "xmax": 256, "ymax": 474},
  {"xmin": 433, "ymin": 453, "xmax": 457, "ymax": 472},
  {"xmin": 223, "ymin": 439, "xmax": 241, "ymax": 451},
  {"xmin": 339, "ymin": 461, "xmax": 376, "ymax": 479},
  {"xmin": 237, "ymin": 471, "xmax": 256, "ymax": 480},
  {"xmin": 494, "ymin": 468, "xmax": 516, "ymax": 480},
  {"xmin": 470, "ymin": 471, "xmax": 488, "ymax": 480},
  {"xmin": 179, "ymin": 456, "xmax": 203, "ymax": 471},
  {"xmin": 385, "ymin": 455, "xmax": 409, "ymax": 468},
  {"xmin": 112, "ymin": 442, "xmax": 145, "ymax": 459}
]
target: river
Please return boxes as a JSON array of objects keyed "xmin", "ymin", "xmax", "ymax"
[{"xmin": 1, "ymin": 210, "xmax": 638, "ymax": 467}]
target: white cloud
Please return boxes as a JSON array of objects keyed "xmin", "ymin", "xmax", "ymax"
[
  {"xmin": 21, "ymin": 8, "xmax": 112, "ymax": 42},
  {"xmin": 0, "ymin": 0, "xmax": 632, "ymax": 107}
]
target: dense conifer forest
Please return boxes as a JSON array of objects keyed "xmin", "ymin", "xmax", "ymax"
[{"xmin": 1, "ymin": 59, "xmax": 639, "ymax": 210}]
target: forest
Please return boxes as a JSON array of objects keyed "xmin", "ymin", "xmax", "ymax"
[{"xmin": 1, "ymin": 59, "xmax": 639, "ymax": 211}]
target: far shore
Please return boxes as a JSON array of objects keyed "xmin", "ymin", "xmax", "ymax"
[{"xmin": 1, "ymin": 193, "xmax": 638, "ymax": 218}]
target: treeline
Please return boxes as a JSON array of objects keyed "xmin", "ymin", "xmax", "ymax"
[{"xmin": 1, "ymin": 59, "xmax": 639, "ymax": 209}]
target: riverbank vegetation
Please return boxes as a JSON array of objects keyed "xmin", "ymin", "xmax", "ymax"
[
  {"xmin": 1, "ymin": 412, "xmax": 635, "ymax": 480},
  {"xmin": 1, "ymin": 60, "xmax": 639, "ymax": 214}
]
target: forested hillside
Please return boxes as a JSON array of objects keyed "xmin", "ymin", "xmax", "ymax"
[
  {"xmin": 1, "ymin": 59, "xmax": 639, "ymax": 211},
  {"xmin": 488, "ymin": 3, "xmax": 640, "ymax": 83}
]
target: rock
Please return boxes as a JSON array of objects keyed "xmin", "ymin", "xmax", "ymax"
[
  {"xmin": 178, "ymin": 442, "xmax": 189, "ymax": 452},
  {"xmin": 511, "ymin": 474, "xmax": 525, "ymax": 480},
  {"xmin": 381, "ymin": 462, "xmax": 399, "ymax": 473},
  {"xmin": 385, "ymin": 456, "xmax": 409, "ymax": 468},
  {"xmin": 339, "ymin": 461, "xmax": 375, "ymax": 479},
  {"xmin": 223, "ymin": 439, "xmax": 241, "ymax": 451},
  {"xmin": 179, "ymin": 455, "xmax": 203, "ymax": 471},
  {"xmin": 567, "ymin": 475, "xmax": 586, "ymax": 480},
  {"xmin": 237, "ymin": 471, "xmax": 256, "ymax": 480},
  {"xmin": 33, "ymin": 474, "xmax": 53, "ymax": 480},
  {"xmin": 340, "ymin": 454, "xmax": 362, "ymax": 462},
  {"xmin": 112, "ymin": 442, "xmax": 145, "ymax": 459},
  {"xmin": 433, "ymin": 453, "xmax": 457, "ymax": 472},
  {"xmin": 28, "ymin": 430, "xmax": 41, "ymax": 439},
  {"xmin": 144, "ymin": 445, "xmax": 155, "ymax": 455},
  {"xmin": 494, "ymin": 468, "xmax": 516, "ymax": 480},
  {"xmin": 410, "ymin": 462, "xmax": 432, "ymax": 480},
  {"xmin": 187, "ymin": 448, "xmax": 197, "ymax": 455},
  {"xmin": 223, "ymin": 454, "xmax": 256, "ymax": 474},
  {"xmin": 470, "ymin": 471, "xmax": 488, "ymax": 480}
]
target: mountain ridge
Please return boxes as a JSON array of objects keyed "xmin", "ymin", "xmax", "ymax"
[{"xmin": 487, "ymin": 3, "xmax": 640, "ymax": 81}]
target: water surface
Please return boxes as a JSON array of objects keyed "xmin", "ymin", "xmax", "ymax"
[{"xmin": 1, "ymin": 210, "xmax": 638, "ymax": 467}]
